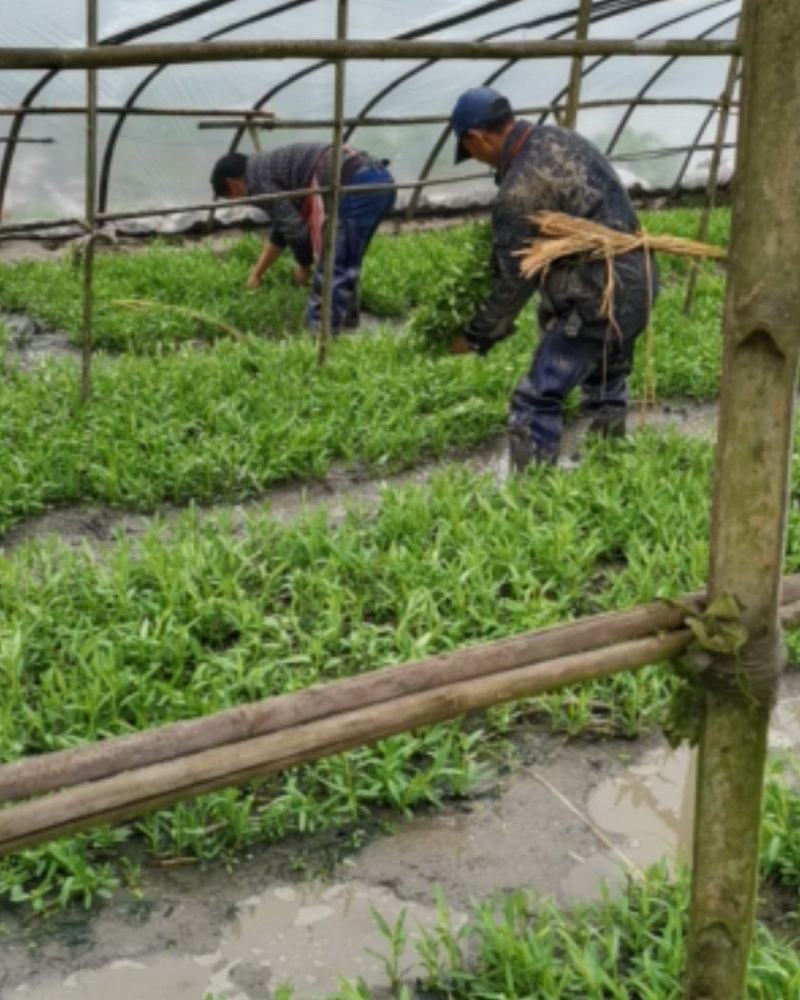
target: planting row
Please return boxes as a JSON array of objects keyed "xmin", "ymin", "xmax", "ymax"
[
  {"xmin": 0, "ymin": 208, "xmax": 726, "ymax": 534},
  {"xmin": 328, "ymin": 859, "xmax": 800, "ymax": 999},
  {"xmin": 2, "ymin": 430, "xmax": 800, "ymax": 911},
  {"xmin": 0, "ymin": 208, "xmax": 728, "ymax": 353}
]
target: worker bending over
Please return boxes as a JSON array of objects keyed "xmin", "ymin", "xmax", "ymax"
[
  {"xmin": 449, "ymin": 87, "xmax": 658, "ymax": 470},
  {"xmin": 211, "ymin": 143, "xmax": 395, "ymax": 332}
]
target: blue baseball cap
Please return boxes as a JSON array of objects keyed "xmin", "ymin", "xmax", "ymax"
[{"xmin": 450, "ymin": 87, "xmax": 513, "ymax": 163}]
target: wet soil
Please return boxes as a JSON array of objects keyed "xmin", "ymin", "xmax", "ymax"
[
  {"xmin": 0, "ymin": 400, "xmax": 717, "ymax": 557},
  {"xmin": 0, "ymin": 302, "xmax": 750, "ymax": 998},
  {"xmin": 3, "ymin": 684, "xmax": 799, "ymax": 999},
  {"xmin": 0, "ymin": 728, "xmax": 664, "ymax": 999}
]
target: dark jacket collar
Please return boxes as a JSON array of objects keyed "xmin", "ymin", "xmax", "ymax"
[{"xmin": 495, "ymin": 118, "xmax": 534, "ymax": 185}]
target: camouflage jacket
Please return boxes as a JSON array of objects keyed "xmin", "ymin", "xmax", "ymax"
[{"xmin": 464, "ymin": 120, "xmax": 658, "ymax": 353}]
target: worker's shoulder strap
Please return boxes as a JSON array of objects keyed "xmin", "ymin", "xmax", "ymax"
[{"xmin": 506, "ymin": 123, "xmax": 535, "ymax": 165}]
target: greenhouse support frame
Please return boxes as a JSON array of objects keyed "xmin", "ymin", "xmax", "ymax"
[{"xmin": 1, "ymin": 5, "xmax": 797, "ymax": 997}]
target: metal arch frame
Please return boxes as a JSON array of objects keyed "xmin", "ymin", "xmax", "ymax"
[
  {"xmin": 531, "ymin": 0, "xmax": 735, "ymax": 126},
  {"xmin": 404, "ymin": 0, "xmax": 722, "ymax": 217},
  {"xmin": 223, "ymin": 0, "xmax": 530, "ymax": 155},
  {"xmin": 338, "ymin": 1, "xmax": 617, "ymax": 144},
  {"xmin": 669, "ymin": 68, "xmax": 739, "ymax": 196},
  {"xmin": 97, "ymin": 0, "xmax": 316, "ymax": 211},
  {"xmin": 0, "ymin": 0, "xmax": 244, "ymax": 218},
  {"xmin": 603, "ymin": 7, "xmax": 739, "ymax": 158},
  {"xmin": 0, "ymin": 0, "xmax": 745, "ymax": 218}
]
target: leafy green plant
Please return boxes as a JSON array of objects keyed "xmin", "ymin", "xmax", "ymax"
[
  {"xmin": 0, "ymin": 206, "xmax": 732, "ymax": 537},
  {"xmin": 373, "ymin": 866, "xmax": 800, "ymax": 999},
  {"xmin": 0, "ymin": 429, "xmax": 724, "ymax": 912},
  {"xmin": 0, "ymin": 235, "xmax": 313, "ymax": 352},
  {"xmin": 367, "ymin": 906, "xmax": 410, "ymax": 995},
  {"xmin": 407, "ymin": 222, "xmax": 494, "ymax": 354},
  {"xmin": 760, "ymin": 756, "xmax": 800, "ymax": 889}
]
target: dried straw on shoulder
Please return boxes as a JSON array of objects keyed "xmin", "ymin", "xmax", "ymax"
[{"xmin": 514, "ymin": 210, "xmax": 726, "ymax": 281}]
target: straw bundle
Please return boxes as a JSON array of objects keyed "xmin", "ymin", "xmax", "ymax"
[
  {"xmin": 515, "ymin": 210, "xmax": 727, "ymax": 371},
  {"xmin": 514, "ymin": 211, "xmax": 726, "ymax": 282}
]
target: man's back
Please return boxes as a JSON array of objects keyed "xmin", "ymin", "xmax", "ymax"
[
  {"xmin": 246, "ymin": 143, "xmax": 330, "ymax": 196},
  {"xmin": 499, "ymin": 124, "xmax": 638, "ymax": 232},
  {"xmin": 494, "ymin": 121, "xmax": 652, "ymax": 330}
]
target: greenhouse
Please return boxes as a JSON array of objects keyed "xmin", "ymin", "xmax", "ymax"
[{"xmin": 0, "ymin": 2, "xmax": 798, "ymax": 999}]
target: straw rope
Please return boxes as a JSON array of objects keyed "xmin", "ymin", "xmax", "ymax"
[
  {"xmin": 514, "ymin": 211, "xmax": 726, "ymax": 406},
  {"xmin": 514, "ymin": 210, "xmax": 726, "ymax": 283}
]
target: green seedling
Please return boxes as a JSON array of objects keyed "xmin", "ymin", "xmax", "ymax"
[
  {"xmin": 341, "ymin": 865, "xmax": 800, "ymax": 999},
  {"xmin": 4, "ymin": 426, "xmax": 800, "ymax": 913}
]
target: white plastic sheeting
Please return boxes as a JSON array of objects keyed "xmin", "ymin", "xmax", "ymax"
[{"xmin": 0, "ymin": 0, "xmax": 740, "ymax": 228}]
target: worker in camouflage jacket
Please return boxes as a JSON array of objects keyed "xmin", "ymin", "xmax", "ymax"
[
  {"xmin": 448, "ymin": 87, "xmax": 658, "ymax": 470},
  {"xmin": 211, "ymin": 144, "xmax": 395, "ymax": 332}
]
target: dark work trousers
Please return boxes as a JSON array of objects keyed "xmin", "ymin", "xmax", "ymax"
[
  {"xmin": 508, "ymin": 316, "xmax": 639, "ymax": 459},
  {"xmin": 307, "ymin": 164, "xmax": 396, "ymax": 330}
]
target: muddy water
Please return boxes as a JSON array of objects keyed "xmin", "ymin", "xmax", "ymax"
[
  {"xmin": 10, "ymin": 882, "xmax": 455, "ymax": 1000},
  {"xmin": 8, "ymin": 681, "xmax": 800, "ymax": 1000}
]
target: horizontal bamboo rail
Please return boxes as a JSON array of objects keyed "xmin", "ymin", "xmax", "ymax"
[
  {"xmin": 0, "ymin": 106, "xmax": 276, "ymax": 118},
  {"xmin": 196, "ymin": 97, "xmax": 742, "ymax": 130},
  {"xmin": 0, "ymin": 585, "xmax": 713, "ymax": 802},
  {"xmin": 0, "ymin": 172, "xmax": 490, "ymax": 239},
  {"xmin": 1, "ymin": 582, "xmax": 799, "ymax": 855},
  {"xmin": 0, "ymin": 38, "xmax": 741, "ymax": 73},
  {"xmin": 0, "ymin": 96, "xmax": 739, "ymax": 122},
  {"xmin": 0, "ymin": 137, "xmax": 54, "ymax": 144}
]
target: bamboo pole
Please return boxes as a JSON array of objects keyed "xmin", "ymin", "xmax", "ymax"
[
  {"xmin": 0, "ymin": 632, "xmax": 692, "ymax": 854},
  {"xmin": 5, "ymin": 596, "xmax": 800, "ymax": 857},
  {"xmin": 684, "ymin": 2, "xmax": 800, "ymax": 997},
  {"xmin": 0, "ymin": 106, "xmax": 278, "ymax": 118},
  {"xmin": 196, "ymin": 98, "xmax": 740, "ymax": 131},
  {"xmin": 0, "ymin": 39, "xmax": 741, "ymax": 73},
  {"xmin": 0, "ymin": 96, "xmax": 736, "ymax": 122},
  {"xmin": 682, "ymin": 38, "xmax": 740, "ymax": 314},
  {"xmin": 318, "ymin": 0, "xmax": 347, "ymax": 366},
  {"xmin": 564, "ymin": 0, "xmax": 592, "ymax": 129},
  {"xmin": 79, "ymin": 0, "xmax": 97, "ymax": 403},
  {"xmin": 0, "ymin": 172, "xmax": 491, "ymax": 239},
  {"xmin": 4, "ymin": 576, "xmax": 800, "ymax": 805}
]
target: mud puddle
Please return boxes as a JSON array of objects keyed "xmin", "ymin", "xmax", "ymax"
[
  {"xmin": 1, "ymin": 314, "xmax": 78, "ymax": 370},
  {"xmin": 1, "ymin": 401, "xmax": 717, "ymax": 556},
  {"xmin": 7, "ymin": 882, "xmax": 452, "ymax": 1000},
  {"xmin": 5, "ymin": 679, "xmax": 799, "ymax": 999}
]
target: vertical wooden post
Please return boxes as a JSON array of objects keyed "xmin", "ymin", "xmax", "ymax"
[
  {"xmin": 683, "ymin": 25, "xmax": 740, "ymax": 315},
  {"xmin": 685, "ymin": 3, "xmax": 800, "ymax": 999},
  {"xmin": 318, "ymin": 0, "xmax": 348, "ymax": 367},
  {"xmin": 564, "ymin": 0, "xmax": 592, "ymax": 130},
  {"xmin": 80, "ymin": 0, "xmax": 97, "ymax": 402},
  {"xmin": 246, "ymin": 121, "xmax": 263, "ymax": 153}
]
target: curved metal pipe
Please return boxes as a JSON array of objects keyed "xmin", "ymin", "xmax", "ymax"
[
  {"xmin": 669, "ymin": 67, "xmax": 739, "ymax": 196},
  {"xmin": 98, "ymin": 0, "xmax": 315, "ymax": 211},
  {"xmin": 534, "ymin": 0, "xmax": 735, "ymax": 127},
  {"xmin": 406, "ymin": 0, "xmax": 705, "ymax": 217},
  {"xmin": 604, "ymin": 10, "xmax": 738, "ymax": 157},
  {"xmin": 0, "ymin": 0, "xmax": 243, "ymax": 218},
  {"xmin": 227, "ymin": 0, "xmax": 529, "ymax": 154},
  {"xmin": 341, "ymin": 1, "xmax": 610, "ymax": 144}
]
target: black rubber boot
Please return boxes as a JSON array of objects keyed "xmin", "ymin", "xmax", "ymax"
[
  {"xmin": 508, "ymin": 432, "xmax": 558, "ymax": 473},
  {"xmin": 587, "ymin": 407, "xmax": 627, "ymax": 440},
  {"xmin": 342, "ymin": 291, "xmax": 361, "ymax": 331}
]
